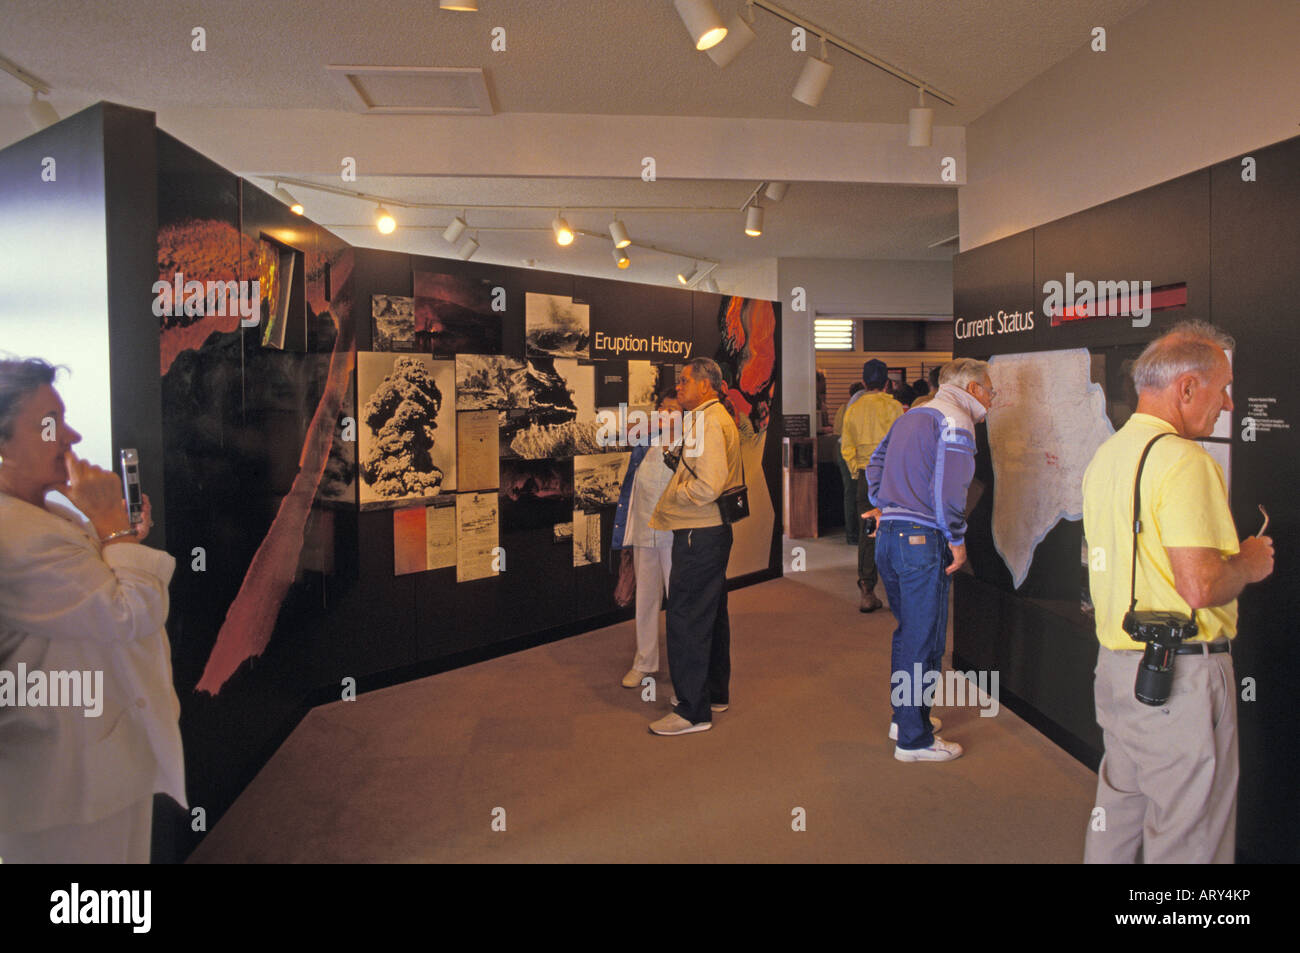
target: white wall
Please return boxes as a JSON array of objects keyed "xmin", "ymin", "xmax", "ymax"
[
  {"xmin": 960, "ymin": 0, "xmax": 1300, "ymax": 251},
  {"xmin": 777, "ymin": 258, "xmax": 953, "ymax": 420}
]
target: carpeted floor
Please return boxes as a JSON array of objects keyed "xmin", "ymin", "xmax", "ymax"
[{"xmin": 189, "ymin": 536, "xmax": 1097, "ymax": 863}]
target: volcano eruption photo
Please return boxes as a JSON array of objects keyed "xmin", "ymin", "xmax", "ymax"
[
  {"xmin": 413, "ymin": 271, "xmax": 503, "ymax": 355},
  {"xmin": 357, "ymin": 353, "xmax": 457, "ymax": 509},
  {"xmin": 498, "ymin": 458, "xmax": 575, "ymax": 531},
  {"xmin": 526, "ymin": 292, "xmax": 590, "ymax": 359}
]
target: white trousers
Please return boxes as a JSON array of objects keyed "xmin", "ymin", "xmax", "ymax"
[
  {"xmin": 0, "ymin": 795, "xmax": 153, "ymax": 864},
  {"xmin": 632, "ymin": 541, "xmax": 672, "ymax": 672}
]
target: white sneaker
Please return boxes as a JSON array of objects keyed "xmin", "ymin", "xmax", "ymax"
[
  {"xmin": 889, "ymin": 716, "xmax": 941, "ymax": 740},
  {"xmin": 894, "ymin": 736, "xmax": 963, "ymax": 762}
]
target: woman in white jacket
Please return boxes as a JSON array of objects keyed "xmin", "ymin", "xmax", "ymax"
[{"xmin": 0, "ymin": 358, "xmax": 185, "ymax": 863}]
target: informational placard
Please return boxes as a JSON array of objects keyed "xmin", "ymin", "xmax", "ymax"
[
  {"xmin": 782, "ymin": 414, "xmax": 810, "ymax": 438},
  {"xmin": 456, "ymin": 491, "xmax": 499, "ymax": 582},
  {"xmin": 457, "ymin": 409, "xmax": 499, "ymax": 491}
]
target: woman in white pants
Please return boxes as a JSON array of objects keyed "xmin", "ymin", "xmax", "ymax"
[{"xmin": 611, "ymin": 394, "xmax": 680, "ymax": 688}]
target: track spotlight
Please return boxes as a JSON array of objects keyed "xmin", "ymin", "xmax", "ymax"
[
  {"xmin": 793, "ymin": 37, "xmax": 833, "ymax": 107},
  {"xmin": 552, "ymin": 215, "xmax": 575, "ymax": 246},
  {"xmin": 443, "ymin": 215, "xmax": 468, "ymax": 244},
  {"xmin": 703, "ymin": 277, "xmax": 720, "ymax": 293},
  {"xmin": 908, "ymin": 88, "xmax": 934, "ymax": 147},
  {"xmin": 439, "ymin": 0, "xmax": 478, "ymax": 10},
  {"xmin": 677, "ymin": 264, "xmax": 698, "ymax": 285},
  {"xmin": 745, "ymin": 204, "xmax": 764, "ymax": 237},
  {"xmin": 706, "ymin": 3, "xmax": 756, "ymax": 67},
  {"xmin": 764, "ymin": 182, "xmax": 788, "ymax": 202},
  {"xmin": 608, "ymin": 218, "xmax": 631, "ymax": 249},
  {"xmin": 374, "ymin": 206, "xmax": 397, "ymax": 234},
  {"xmin": 274, "ymin": 183, "xmax": 304, "ymax": 215},
  {"xmin": 458, "ymin": 235, "xmax": 480, "ymax": 260},
  {"xmin": 674, "ymin": 0, "xmax": 727, "ymax": 51},
  {"xmin": 28, "ymin": 91, "xmax": 59, "ymax": 131},
  {"xmin": 612, "ymin": 247, "xmax": 631, "ymax": 270}
]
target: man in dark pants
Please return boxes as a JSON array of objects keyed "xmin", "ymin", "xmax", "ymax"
[
  {"xmin": 841, "ymin": 360, "xmax": 903, "ymax": 612},
  {"xmin": 647, "ymin": 358, "xmax": 744, "ymax": 735},
  {"xmin": 833, "ymin": 381, "xmax": 866, "ymax": 545}
]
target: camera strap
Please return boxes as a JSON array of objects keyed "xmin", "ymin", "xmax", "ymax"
[
  {"xmin": 1126, "ymin": 432, "xmax": 1182, "ymax": 618},
  {"xmin": 675, "ymin": 402, "xmax": 745, "ymax": 489}
]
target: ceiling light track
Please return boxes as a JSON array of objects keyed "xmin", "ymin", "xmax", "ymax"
[
  {"xmin": 266, "ymin": 176, "xmax": 743, "ymax": 215},
  {"xmin": 747, "ymin": 0, "xmax": 956, "ymax": 106},
  {"xmin": 0, "ymin": 53, "xmax": 51, "ymax": 94}
]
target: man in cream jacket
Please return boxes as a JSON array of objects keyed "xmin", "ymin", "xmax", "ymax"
[{"xmin": 647, "ymin": 358, "xmax": 744, "ymax": 736}]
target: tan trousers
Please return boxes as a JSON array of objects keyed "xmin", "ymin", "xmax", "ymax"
[
  {"xmin": 1084, "ymin": 646, "xmax": 1238, "ymax": 864},
  {"xmin": 0, "ymin": 796, "xmax": 153, "ymax": 864}
]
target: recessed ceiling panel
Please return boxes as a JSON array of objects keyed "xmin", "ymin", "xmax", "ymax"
[{"xmin": 327, "ymin": 65, "xmax": 493, "ymax": 115}]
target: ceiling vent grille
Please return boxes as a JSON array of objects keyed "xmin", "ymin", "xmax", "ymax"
[{"xmin": 326, "ymin": 65, "xmax": 493, "ymax": 115}]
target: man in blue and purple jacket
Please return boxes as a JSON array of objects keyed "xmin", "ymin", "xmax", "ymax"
[{"xmin": 865, "ymin": 358, "xmax": 994, "ymax": 762}]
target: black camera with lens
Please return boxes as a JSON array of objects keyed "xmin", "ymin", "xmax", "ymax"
[
  {"xmin": 1123, "ymin": 610, "xmax": 1198, "ymax": 706},
  {"xmin": 1118, "ymin": 433, "xmax": 1202, "ymax": 707}
]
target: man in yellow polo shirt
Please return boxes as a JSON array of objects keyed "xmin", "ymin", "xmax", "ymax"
[
  {"xmin": 841, "ymin": 360, "xmax": 904, "ymax": 612},
  {"xmin": 1081, "ymin": 320, "xmax": 1273, "ymax": 864}
]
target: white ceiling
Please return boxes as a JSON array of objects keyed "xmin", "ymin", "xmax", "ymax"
[{"xmin": 1, "ymin": 0, "xmax": 1151, "ymax": 288}]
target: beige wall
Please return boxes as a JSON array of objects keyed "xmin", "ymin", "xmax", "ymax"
[
  {"xmin": 960, "ymin": 0, "xmax": 1300, "ymax": 251},
  {"xmin": 779, "ymin": 258, "xmax": 953, "ymax": 422}
]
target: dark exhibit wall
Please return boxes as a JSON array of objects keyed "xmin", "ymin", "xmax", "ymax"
[
  {"xmin": 144, "ymin": 123, "xmax": 782, "ymax": 855},
  {"xmin": 951, "ymin": 134, "xmax": 1300, "ymax": 863}
]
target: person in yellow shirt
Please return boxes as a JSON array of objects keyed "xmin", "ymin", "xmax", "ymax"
[
  {"xmin": 1081, "ymin": 320, "xmax": 1273, "ymax": 864},
  {"xmin": 841, "ymin": 360, "xmax": 904, "ymax": 611},
  {"xmin": 833, "ymin": 381, "xmax": 865, "ymax": 545}
]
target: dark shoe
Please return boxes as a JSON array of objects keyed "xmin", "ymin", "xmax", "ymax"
[{"xmin": 859, "ymin": 586, "xmax": 882, "ymax": 613}]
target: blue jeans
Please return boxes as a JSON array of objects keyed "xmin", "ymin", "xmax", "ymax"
[{"xmin": 876, "ymin": 520, "xmax": 951, "ymax": 749}]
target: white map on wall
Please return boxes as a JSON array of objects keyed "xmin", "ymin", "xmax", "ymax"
[{"xmin": 987, "ymin": 349, "xmax": 1113, "ymax": 588}]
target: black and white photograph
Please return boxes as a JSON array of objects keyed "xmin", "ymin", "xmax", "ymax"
[
  {"xmin": 357, "ymin": 352, "xmax": 457, "ymax": 509},
  {"xmin": 371, "ymin": 294, "xmax": 415, "ymax": 351},
  {"xmin": 628, "ymin": 360, "xmax": 660, "ymax": 409},
  {"xmin": 455, "ymin": 354, "xmax": 531, "ymax": 412},
  {"xmin": 573, "ymin": 452, "xmax": 631, "ymax": 512},
  {"xmin": 572, "ymin": 508, "xmax": 601, "ymax": 567},
  {"xmin": 526, "ymin": 292, "xmax": 590, "ymax": 359},
  {"xmin": 502, "ymin": 357, "xmax": 599, "ymax": 459}
]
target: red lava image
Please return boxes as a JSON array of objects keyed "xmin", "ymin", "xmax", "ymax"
[
  {"xmin": 718, "ymin": 297, "xmax": 777, "ymax": 433},
  {"xmin": 156, "ymin": 219, "xmax": 244, "ymax": 374}
]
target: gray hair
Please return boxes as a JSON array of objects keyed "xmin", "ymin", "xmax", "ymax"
[
  {"xmin": 939, "ymin": 358, "xmax": 990, "ymax": 389},
  {"xmin": 684, "ymin": 357, "xmax": 726, "ymax": 396},
  {"xmin": 0, "ymin": 357, "xmax": 60, "ymax": 443},
  {"xmin": 1131, "ymin": 320, "xmax": 1235, "ymax": 394}
]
